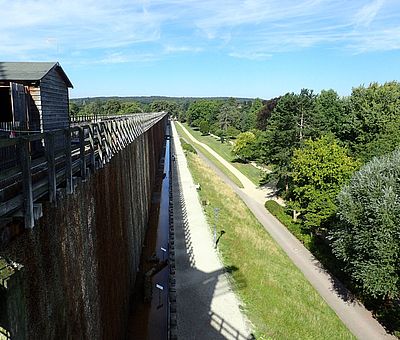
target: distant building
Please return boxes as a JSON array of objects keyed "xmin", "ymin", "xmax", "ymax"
[{"xmin": 0, "ymin": 62, "xmax": 73, "ymax": 132}]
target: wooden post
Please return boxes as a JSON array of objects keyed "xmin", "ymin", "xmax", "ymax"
[
  {"xmin": 45, "ymin": 132, "xmax": 57, "ymax": 204},
  {"xmin": 64, "ymin": 128, "xmax": 73, "ymax": 194},
  {"xmin": 79, "ymin": 127, "xmax": 86, "ymax": 180},
  {"xmin": 88, "ymin": 125, "xmax": 96, "ymax": 171},
  {"xmin": 18, "ymin": 138, "xmax": 34, "ymax": 229}
]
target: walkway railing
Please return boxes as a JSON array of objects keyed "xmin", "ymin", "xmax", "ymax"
[{"xmin": 0, "ymin": 112, "xmax": 168, "ymax": 230}]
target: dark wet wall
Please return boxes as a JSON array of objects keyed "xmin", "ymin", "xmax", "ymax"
[{"xmin": 0, "ymin": 118, "xmax": 167, "ymax": 339}]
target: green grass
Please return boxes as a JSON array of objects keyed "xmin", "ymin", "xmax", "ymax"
[
  {"xmin": 181, "ymin": 123, "xmax": 263, "ymax": 185},
  {"xmin": 186, "ymin": 152, "xmax": 354, "ymax": 340},
  {"xmin": 180, "ymin": 138, "xmax": 197, "ymax": 154},
  {"xmin": 264, "ymin": 200, "xmax": 312, "ymax": 248},
  {"xmin": 175, "ymin": 123, "xmax": 244, "ymax": 188}
]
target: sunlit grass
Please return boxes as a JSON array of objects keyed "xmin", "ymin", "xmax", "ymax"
[
  {"xmin": 181, "ymin": 123, "xmax": 263, "ymax": 185},
  {"xmin": 186, "ymin": 152, "xmax": 354, "ymax": 340},
  {"xmin": 175, "ymin": 123, "xmax": 244, "ymax": 188}
]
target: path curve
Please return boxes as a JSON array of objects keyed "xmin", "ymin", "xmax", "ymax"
[
  {"xmin": 177, "ymin": 122, "xmax": 278, "ymax": 205},
  {"xmin": 175, "ymin": 121, "xmax": 395, "ymax": 340}
]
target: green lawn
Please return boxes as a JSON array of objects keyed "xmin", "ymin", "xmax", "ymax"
[
  {"xmin": 186, "ymin": 152, "xmax": 354, "ymax": 340},
  {"xmin": 175, "ymin": 123, "xmax": 244, "ymax": 188},
  {"xmin": 181, "ymin": 123, "xmax": 263, "ymax": 186}
]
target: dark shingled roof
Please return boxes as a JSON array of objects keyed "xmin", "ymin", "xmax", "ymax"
[{"xmin": 0, "ymin": 62, "xmax": 73, "ymax": 88}]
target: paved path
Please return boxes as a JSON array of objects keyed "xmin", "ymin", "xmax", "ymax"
[
  {"xmin": 176, "ymin": 121, "xmax": 395, "ymax": 340},
  {"xmin": 171, "ymin": 122, "xmax": 252, "ymax": 340}
]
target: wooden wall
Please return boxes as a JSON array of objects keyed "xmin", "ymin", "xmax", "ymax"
[{"xmin": 40, "ymin": 68, "xmax": 69, "ymax": 131}]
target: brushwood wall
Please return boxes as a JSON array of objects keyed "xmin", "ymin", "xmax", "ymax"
[{"xmin": 0, "ymin": 117, "xmax": 167, "ymax": 339}]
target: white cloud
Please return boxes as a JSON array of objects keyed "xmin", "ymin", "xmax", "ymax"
[
  {"xmin": 354, "ymin": 0, "xmax": 385, "ymax": 27},
  {"xmin": 0, "ymin": 0, "xmax": 399, "ymax": 62}
]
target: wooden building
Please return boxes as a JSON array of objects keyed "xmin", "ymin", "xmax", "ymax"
[
  {"xmin": 0, "ymin": 62, "xmax": 73, "ymax": 170},
  {"xmin": 0, "ymin": 62, "xmax": 73, "ymax": 132}
]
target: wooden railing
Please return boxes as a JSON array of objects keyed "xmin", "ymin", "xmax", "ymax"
[{"xmin": 0, "ymin": 112, "xmax": 168, "ymax": 229}]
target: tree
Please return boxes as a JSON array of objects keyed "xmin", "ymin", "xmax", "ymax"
[
  {"xmin": 258, "ymin": 90, "xmax": 317, "ymax": 191},
  {"xmin": 103, "ymin": 99, "xmax": 121, "ymax": 116},
  {"xmin": 186, "ymin": 100, "xmax": 220, "ymax": 127},
  {"xmin": 256, "ymin": 97, "xmax": 279, "ymax": 130},
  {"xmin": 289, "ymin": 136, "xmax": 359, "ymax": 232},
  {"xmin": 199, "ymin": 120, "xmax": 210, "ymax": 135},
  {"xmin": 314, "ymin": 89, "xmax": 345, "ymax": 137},
  {"xmin": 69, "ymin": 102, "xmax": 80, "ymax": 118},
  {"xmin": 343, "ymin": 81, "xmax": 400, "ymax": 161},
  {"xmin": 237, "ymin": 98, "xmax": 263, "ymax": 131},
  {"xmin": 330, "ymin": 148, "xmax": 400, "ymax": 300},
  {"xmin": 119, "ymin": 101, "xmax": 143, "ymax": 114},
  {"xmin": 232, "ymin": 132, "xmax": 257, "ymax": 161},
  {"xmin": 218, "ymin": 98, "xmax": 239, "ymax": 131}
]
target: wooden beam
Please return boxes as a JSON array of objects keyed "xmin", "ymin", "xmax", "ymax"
[
  {"xmin": 79, "ymin": 127, "xmax": 86, "ymax": 180},
  {"xmin": 64, "ymin": 128, "xmax": 73, "ymax": 194},
  {"xmin": 45, "ymin": 133, "xmax": 57, "ymax": 204},
  {"xmin": 18, "ymin": 138, "xmax": 34, "ymax": 229}
]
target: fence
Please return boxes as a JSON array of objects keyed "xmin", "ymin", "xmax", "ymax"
[{"xmin": 0, "ymin": 112, "xmax": 168, "ymax": 229}]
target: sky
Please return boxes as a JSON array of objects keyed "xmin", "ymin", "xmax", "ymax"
[{"xmin": 1, "ymin": 0, "xmax": 400, "ymax": 99}]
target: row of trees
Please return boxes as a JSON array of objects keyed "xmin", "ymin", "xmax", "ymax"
[{"xmin": 227, "ymin": 82, "xmax": 399, "ymax": 327}]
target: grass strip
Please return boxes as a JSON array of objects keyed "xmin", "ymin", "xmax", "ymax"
[
  {"xmin": 182, "ymin": 123, "xmax": 263, "ymax": 185},
  {"xmin": 186, "ymin": 152, "xmax": 354, "ymax": 340},
  {"xmin": 175, "ymin": 123, "xmax": 244, "ymax": 188}
]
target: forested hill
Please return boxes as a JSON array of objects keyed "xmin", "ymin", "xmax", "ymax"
[{"xmin": 71, "ymin": 96, "xmax": 256, "ymax": 106}]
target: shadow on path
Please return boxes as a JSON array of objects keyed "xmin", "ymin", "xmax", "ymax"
[{"xmin": 172, "ymin": 144, "xmax": 254, "ymax": 340}]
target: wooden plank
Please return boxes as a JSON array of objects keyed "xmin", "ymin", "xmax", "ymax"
[
  {"xmin": 88, "ymin": 125, "xmax": 96, "ymax": 171},
  {"xmin": 45, "ymin": 133, "xmax": 57, "ymax": 204},
  {"xmin": 79, "ymin": 127, "xmax": 86, "ymax": 180},
  {"xmin": 64, "ymin": 128, "xmax": 73, "ymax": 194},
  {"xmin": 18, "ymin": 138, "xmax": 34, "ymax": 229}
]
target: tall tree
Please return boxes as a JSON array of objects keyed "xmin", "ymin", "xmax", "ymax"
[
  {"xmin": 314, "ymin": 89, "xmax": 345, "ymax": 137},
  {"xmin": 330, "ymin": 148, "xmax": 400, "ymax": 300},
  {"xmin": 259, "ymin": 90, "xmax": 317, "ymax": 190},
  {"xmin": 218, "ymin": 98, "xmax": 239, "ymax": 131},
  {"xmin": 289, "ymin": 136, "xmax": 359, "ymax": 232},
  {"xmin": 344, "ymin": 81, "xmax": 400, "ymax": 161}
]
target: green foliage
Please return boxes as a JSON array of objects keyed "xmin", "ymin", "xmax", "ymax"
[
  {"xmin": 265, "ymin": 200, "xmax": 312, "ymax": 247},
  {"xmin": 330, "ymin": 148, "xmax": 400, "ymax": 300},
  {"xmin": 344, "ymin": 81, "xmax": 400, "ymax": 161},
  {"xmin": 289, "ymin": 136, "xmax": 359, "ymax": 232},
  {"xmin": 232, "ymin": 132, "xmax": 257, "ymax": 161},
  {"xmin": 180, "ymin": 138, "xmax": 197, "ymax": 154},
  {"xmin": 119, "ymin": 101, "xmax": 143, "ymax": 114},
  {"xmin": 218, "ymin": 98, "xmax": 239, "ymax": 131},
  {"xmin": 69, "ymin": 102, "xmax": 80, "ymax": 117},
  {"xmin": 226, "ymin": 126, "xmax": 240, "ymax": 138},
  {"xmin": 186, "ymin": 100, "xmax": 220, "ymax": 126},
  {"xmin": 237, "ymin": 98, "xmax": 262, "ymax": 131},
  {"xmin": 314, "ymin": 89, "xmax": 346, "ymax": 137},
  {"xmin": 103, "ymin": 99, "xmax": 121, "ymax": 115},
  {"xmin": 199, "ymin": 120, "xmax": 210, "ymax": 135}
]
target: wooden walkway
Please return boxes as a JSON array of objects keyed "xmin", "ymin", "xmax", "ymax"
[{"xmin": 0, "ymin": 112, "xmax": 168, "ymax": 233}]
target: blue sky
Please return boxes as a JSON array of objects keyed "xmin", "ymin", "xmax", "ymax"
[{"xmin": 1, "ymin": 0, "xmax": 400, "ymax": 99}]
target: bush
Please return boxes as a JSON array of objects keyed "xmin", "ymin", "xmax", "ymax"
[
  {"xmin": 180, "ymin": 138, "xmax": 197, "ymax": 154},
  {"xmin": 199, "ymin": 120, "xmax": 210, "ymax": 135},
  {"xmin": 264, "ymin": 200, "xmax": 311, "ymax": 247}
]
